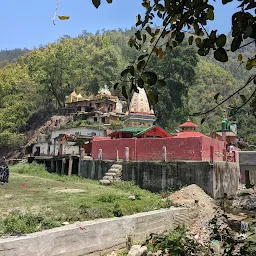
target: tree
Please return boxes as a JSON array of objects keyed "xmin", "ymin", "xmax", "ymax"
[
  {"xmin": 21, "ymin": 35, "xmax": 121, "ymax": 107},
  {"xmin": 72, "ymin": 0, "xmax": 256, "ymax": 117},
  {"xmin": 147, "ymin": 44, "xmax": 199, "ymax": 129},
  {"xmin": 0, "ymin": 64, "xmax": 37, "ymax": 149}
]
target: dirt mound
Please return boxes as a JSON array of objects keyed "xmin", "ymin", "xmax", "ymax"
[
  {"xmin": 169, "ymin": 185, "xmax": 219, "ymax": 250},
  {"xmin": 169, "ymin": 184, "xmax": 217, "ymax": 218}
]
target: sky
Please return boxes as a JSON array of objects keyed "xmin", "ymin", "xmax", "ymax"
[{"xmin": 0, "ymin": 0, "xmax": 240, "ymax": 50}]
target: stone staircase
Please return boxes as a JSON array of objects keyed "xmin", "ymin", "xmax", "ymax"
[{"xmin": 99, "ymin": 164, "xmax": 122, "ymax": 185}]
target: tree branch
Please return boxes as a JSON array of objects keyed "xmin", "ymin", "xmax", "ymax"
[
  {"xmin": 53, "ymin": 0, "xmax": 61, "ymax": 25},
  {"xmin": 234, "ymin": 89, "xmax": 256, "ymax": 113},
  {"xmin": 142, "ymin": 16, "xmax": 171, "ymax": 72},
  {"xmin": 239, "ymin": 39, "xmax": 256, "ymax": 50}
]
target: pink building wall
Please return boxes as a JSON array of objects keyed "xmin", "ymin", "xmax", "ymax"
[
  {"xmin": 202, "ymin": 137, "xmax": 226, "ymax": 162},
  {"xmin": 91, "ymin": 136, "xmax": 225, "ymax": 162}
]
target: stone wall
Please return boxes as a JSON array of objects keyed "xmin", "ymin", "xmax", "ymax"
[
  {"xmin": 79, "ymin": 160, "xmax": 239, "ymax": 199},
  {"xmin": 0, "ymin": 208, "xmax": 197, "ymax": 256},
  {"xmin": 239, "ymin": 151, "xmax": 256, "ymax": 184}
]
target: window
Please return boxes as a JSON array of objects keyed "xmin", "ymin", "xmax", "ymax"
[
  {"xmin": 102, "ymin": 117, "xmax": 106, "ymax": 123},
  {"xmin": 94, "ymin": 117, "xmax": 97, "ymax": 122}
]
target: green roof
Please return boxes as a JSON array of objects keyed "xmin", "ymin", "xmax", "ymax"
[
  {"xmin": 133, "ymin": 125, "xmax": 157, "ymax": 136},
  {"xmin": 118, "ymin": 125, "xmax": 158, "ymax": 137},
  {"xmin": 119, "ymin": 127, "xmax": 146, "ymax": 136}
]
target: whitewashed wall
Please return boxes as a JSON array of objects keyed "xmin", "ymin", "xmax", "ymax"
[{"xmin": 51, "ymin": 127, "xmax": 105, "ymax": 143}]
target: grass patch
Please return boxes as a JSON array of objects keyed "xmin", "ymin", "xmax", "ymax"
[
  {"xmin": 0, "ymin": 163, "xmax": 168, "ymax": 236},
  {"xmin": 0, "ymin": 212, "xmax": 60, "ymax": 236}
]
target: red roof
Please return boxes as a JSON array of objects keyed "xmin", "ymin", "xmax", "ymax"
[
  {"xmin": 179, "ymin": 120, "xmax": 198, "ymax": 128},
  {"xmin": 175, "ymin": 131, "xmax": 206, "ymax": 138}
]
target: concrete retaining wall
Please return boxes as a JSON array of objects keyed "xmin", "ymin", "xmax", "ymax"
[
  {"xmin": 79, "ymin": 160, "xmax": 239, "ymax": 199},
  {"xmin": 0, "ymin": 208, "xmax": 197, "ymax": 256},
  {"xmin": 212, "ymin": 162, "xmax": 240, "ymax": 199},
  {"xmin": 122, "ymin": 161, "xmax": 213, "ymax": 196}
]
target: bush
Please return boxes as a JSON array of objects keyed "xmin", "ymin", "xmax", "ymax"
[
  {"xmin": 146, "ymin": 226, "xmax": 198, "ymax": 255},
  {"xmin": 0, "ymin": 212, "xmax": 60, "ymax": 236},
  {"xmin": 97, "ymin": 194, "xmax": 123, "ymax": 203},
  {"xmin": 10, "ymin": 162, "xmax": 48, "ymax": 175}
]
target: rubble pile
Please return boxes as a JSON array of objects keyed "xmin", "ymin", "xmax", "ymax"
[{"xmin": 233, "ymin": 187, "xmax": 256, "ymax": 211}]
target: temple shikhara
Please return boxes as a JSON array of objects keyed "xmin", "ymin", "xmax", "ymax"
[
  {"xmin": 125, "ymin": 87, "xmax": 156, "ymax": 128},
  {"xmin": 27, "ymin": 85, "xmax": 239, "ymax": 164}
]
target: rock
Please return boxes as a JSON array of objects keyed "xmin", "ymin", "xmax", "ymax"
[
  {"xmin": 156, "ymin": 250, "xmax": 162, "ymax": 256},
  {"xmin": 128, "ymin": 195, "xmax": 136, "ymax": 200},
  {"xmin": 128, "ymin": 245, "xmax": 147, "ymax": 256},
  {"xmin": 128, "ymin": 245, "xmax": 142, "ymax": 256},
  {"xmin": 139, "ymin": 246, "xmax": 148, "ymax": 256},
  {"xmin": 106, "ymin": 251, "xmax": 117, "ymax": 256},
  {"xmin": 62, "ymin": 222, "xmax": 69, "ymax": 225},
  {"xmin": 99, "ymin": 179, "xmax": 111, "ymax": 185}
]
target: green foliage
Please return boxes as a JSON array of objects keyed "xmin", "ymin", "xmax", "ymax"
[
  {"xmin": 148, "ymin": 45, "xmax": 198, "ymax": 129},
  {"xmin": 11, "ymin": 162, "xmax": 49, "ymax": 175},
  {"xmin": 113, "ymin": 203, "xmax": 123, "ymax": 217},
  {"xmin": 0, "ymin": 27, "xmax": 255, "ymax": 153},
  {"xmin": 146, "ymin": 226, "xmax": 198, "ymax": 255},
  {"xmin": 0, "ymin": 212, "xmax": 60, "ymax": 236},
  {"xmin": 240, "ymin": 228, "xmax": 256, "ymax": 255},
  {"xmin": 98, "ymin": 194, "xmax": 123, "ymax": 203}
]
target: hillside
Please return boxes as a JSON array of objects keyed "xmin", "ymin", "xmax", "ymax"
[{"xmin": 0, "ymin": 29, "xmax": 255, "ymax": 156}]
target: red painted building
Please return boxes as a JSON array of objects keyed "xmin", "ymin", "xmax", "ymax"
[{"xmin": 90, "ymin": 120, "xmax": 226, "ymax": 162}]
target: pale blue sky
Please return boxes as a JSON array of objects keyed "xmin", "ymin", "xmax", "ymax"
[{"xmin": 0, "ymin": 0, "xmax": 239, "ymax": 50}]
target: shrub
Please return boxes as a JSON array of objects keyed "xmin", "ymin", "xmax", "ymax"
[
  {"xmin": 146, "ymin": 226, "xmax": 198, "ymax": 255},
  {"xmin": 0, "ymin": 212, "xmax": 60, "ymax": 236},
  {"xmin": 10, "ymin": 162, "xmax": 48, "ymax": 175},
  {"xmin": 97, "ymin": 194, "xmax": 123, "ymax": 203}
]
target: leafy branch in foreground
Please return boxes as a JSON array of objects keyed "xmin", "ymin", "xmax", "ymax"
[
  {"xmin": 56, "ymin": 0, "xmax": 256, "ymax": 116},
  {"xmin": 191, "ymin": 74, "xmax": 256, "ymax": 117}
]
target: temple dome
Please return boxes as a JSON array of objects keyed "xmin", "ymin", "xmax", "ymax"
[
  {"xmin": 129, "ymin": 87, "xmax": 151, "ymax": 114},
  {"xmin": 98, "ymin": 85, "xmax": 111, "ymax": 96}
]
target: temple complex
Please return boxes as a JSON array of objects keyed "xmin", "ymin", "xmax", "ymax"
[
  {"xmin": 28, "ymin": 85, "xmax": 239, "ymax": 164},
  {"xmin": 60, "ymin": 86, "xmax": 125, "ymax": 124}
]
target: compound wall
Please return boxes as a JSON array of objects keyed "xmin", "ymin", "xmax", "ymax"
[
  {"xmin": 79, "ymin": 160, "xmax": 239, "ymax": 199},
  {"xmin": 0, "ymin": 208, "xmax": 197, "ymax": 256},
  {"xmin": 91, "ymin": 136, "xmax": 225, "ymax": 162}
]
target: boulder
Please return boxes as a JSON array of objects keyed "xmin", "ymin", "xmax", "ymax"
[{"xmin": 128, "ymin": 245, "xmax": 147, "ymax": 256}]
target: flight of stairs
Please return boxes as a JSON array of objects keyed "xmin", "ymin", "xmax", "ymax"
[{"xmin": 99, "ymin": 164, "xmax": 122, "ymax": 185}]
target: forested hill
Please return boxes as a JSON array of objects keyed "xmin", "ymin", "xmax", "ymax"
[
  {"xmin": 0, "ymin": 48, "xmax": 28, "ymax": 64},
  {"xmin": 0, "ymin": 29, "xmax": 255, "ymax": 154}
]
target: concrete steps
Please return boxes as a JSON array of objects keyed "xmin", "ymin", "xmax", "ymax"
[{"xmin": 99, "ymin": 164, "xmax": 122, "ymax": 185}]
